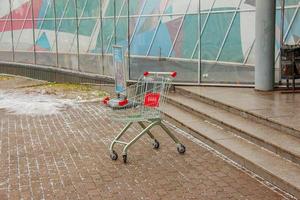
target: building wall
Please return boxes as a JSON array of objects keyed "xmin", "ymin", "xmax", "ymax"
[{"xmin": 0, "ymin": 0, "xmax": 299, "ymax": 84}]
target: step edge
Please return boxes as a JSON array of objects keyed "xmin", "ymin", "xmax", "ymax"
[
  {"xmin": 175, "ymin": 87, "xmax": 300, "ymax": 139},
  {"xmin": 166, "ymin": 95, "xmax": 300, "ymax": 165},
  {"xmin": 163, "ymin": 108, "xmax": 300, "ymax": 198}
]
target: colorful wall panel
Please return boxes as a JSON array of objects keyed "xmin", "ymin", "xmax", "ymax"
[{"xmin": 0, "ymin": 0, "xmax": 299, "ymax": 84}]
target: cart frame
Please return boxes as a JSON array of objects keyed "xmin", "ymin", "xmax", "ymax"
[{"xmin": 108, "ymin": 71, "xmax": 186, "ymax": 163}]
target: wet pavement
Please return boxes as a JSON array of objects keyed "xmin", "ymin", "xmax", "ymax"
[
  {"xmin": 179, "ymin": 86, "xmax": 300, "ymax": 133},
  {"xmin": 0, "ymin": 75, "xmax": 295, "ymax": 199}
]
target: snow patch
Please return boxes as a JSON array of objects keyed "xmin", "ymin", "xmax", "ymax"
[{"xmin": 0, "ymin": 90, "xmax": 77, "ymax": 115}]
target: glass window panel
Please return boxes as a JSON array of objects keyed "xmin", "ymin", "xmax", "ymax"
[
  {"xmin": 188, "ymin": 0, "xmax": 199, "ymax": 13},
  {"xmin": 11, "ymin": 0, "xmax": 32, "ymax": 20},
  {"xmin": 149, "ymin": 16, "xmax": 183, "ymax": 57},
  {"xmin": 200, "ymin": 13, "xmax": 208, "ymax": 32},
  {"xmin": 35, "ymin": 19, "xmax": 57, "ymax": 66},
  {"xmin": 200, "ymin": 62, "xmax": 254, "ymax": 84},
  {"xmin": 13, "ymin": 20, "xmax": 34, "ymax": 51},
  {"xmin": 164, "ymin": 0, "xmax": 190, "ymax": 14},
  {"xmin": 190, "ymin": 13, "xmax": 207, "ymax": 59},
  {"xmin": 0, "ymin": 17, "xmax": 13, "ymax": 61},
  {"xmin": 78, "ymin": 20, "xmax": 103, "ymax": 74},
  {"xmin": 12, "ymin": 19, "xmax": 34, "ymax": 64},
  {"xmin": 56, "ymin": 18, "xmax": 78, "ymax": 70},
  {"xmin": 130, "ymin": 16, "xmax": 160, "ymax": 55},
  {"xmin": 283, "ymin": 8, "xmax": 297, "ymax": 31},
  {"xmin": 33, "ymin": 0, "xmax": 54, "ymax": 20},
  {"xmin": 78, "ymin": 19, "xmax": 96, "ymax": 36},
  {"xmin": 56, "ymin": 19, "xmax": 77, "ymax": 53},
  {"xmin": 63, "ymin": 0, "xmax": 76, "ymax": 18},
  {"xmin": 79, "ymin": 54, "xmax": 103, "ymax": 74},
  {"xmin": 285, "ymin": 0, "xmax": 300, "ymax": 5},
  {"xmin": 201, "ymin": 12, "xmax": 234, "ymax": 60},
  {"xmin": 239, "ymin": 11, "xmax": 255, "ymax": 62},
  {"xmin": 219, "ymin": 12, "xmax": 255, "ymax": 63},
  {"xmin": 104, "ymin": 0, "xmax": 114, "ymax": 16},
  {"xmin": 192, "ymin": 44, "xmax": 199, "ymax": 59},
  {"xmin": 104, "ymin": 0, "xmax": 125, "ymax": 16},
  {"xmin": 57, "ymin": 17, "xmax": 76, "ymax": 34},
  {"xmin": 275, "ymin": 8, "xmax": 297, "ymax": 54},
  {"xmin": 200, "ymin": 0, "xmax": 215, "ymax": 11},
  {"xmin": 129, "ymin": 16, "xmax": 139, "ymax": 38},
  {"xmin": 171, "ymin": 14, "xmax": 198, "ymax": 58},
  {"xmin": 107, "ymin": 17, "xmax": 129, "ymax": 53},
  {"xmin": 142, "ymin": 0, "xmax": 168, "ymax": 15},
  {"xmin": 0, "ymin": 16, "xmax": 11, "ymax": 34},
  {"xmin": 245, "ymin": 41, "xmax": 255, "ymax": 65},
  {"xmin": 212, "ymin": 0, "xmax": 241, "ymax": 11},
  {"xmin": 78, "ymin": 19, "xmax": 97, "ymax": 53},
  {"xmin": 116, "ymin": 0, "xmax": 126, "ymax": 16},
  {"xmin": 78, "ymin": 0, "xmax": 100, "ymax": 18},
  {"xmin": 1, "ymin": 0, "xmax": 11, "ymax": 19},
  {"xmin": 105, "ymin": 1, "xmax": 128, "ymax": 52},
  {"xmin": 92, "ymin": 21, "xmax": 103, "ymax": 53},
  {"xmin": 120, "ymin": 0, "xmax": 128, "ymax": 16},
  {"xmin": 37, "ymin": 17, "xmax": 55, "ymax": 31},
  {"xmin": 116, "ymin": 17, "xmax": 128, "ymax": 47},
  {"xmin": 55, "ymin": 0, "xmax": 72, "ymax": 18},
  {"xmin": 240, "ymin": 0, "xmax": 256, "ymax": 10},
  {"xmin": 102, "ymin": 18, "xmax": 114, "ymax": 52},
  {"xmin": 286, "ymin": 8, "xmax": 300, "ymax": 45},
  {"xmin": 129, "ymin": 57, "xmax": 199, "ymax": 82},
  {"xmin": 35, "ymin": 19, "xmax": 56, "ymax": 51},
  {"xmin": 129, "ymin": 0, "xmax": 146, "ymax": 15}
]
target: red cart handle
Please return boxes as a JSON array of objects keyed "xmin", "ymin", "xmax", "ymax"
[
  {"xmin": 102, "ymin": 96, "xmax": 110, "ymax": 105},
  {"xmin": 144, "ymin": 71, "xmax": 177, "ymax": 78},
  {"xmin": 118, "ymin": 99, "xmax": 128, "ymax": 107}
]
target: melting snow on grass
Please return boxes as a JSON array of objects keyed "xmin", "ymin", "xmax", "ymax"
[{"xmin": 0, "ymin": 90, "xmax": 77, "ymax": 115}]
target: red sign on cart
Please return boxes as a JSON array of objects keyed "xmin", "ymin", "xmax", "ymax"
[{"xmin": 144, "ymin": 93, "xmax": 160, "ymax": 107}]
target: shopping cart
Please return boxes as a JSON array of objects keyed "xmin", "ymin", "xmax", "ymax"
[{"xmin": 109, "ymin": 71, "xmax": 186, "ymax": 163}]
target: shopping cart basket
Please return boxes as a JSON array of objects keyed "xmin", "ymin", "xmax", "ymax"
[{"xmin": 109, "ymin": 71, "xmax": 186, "ymax": 163}]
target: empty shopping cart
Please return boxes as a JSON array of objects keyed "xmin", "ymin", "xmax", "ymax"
[{"xmin": 108, "ymin": 71, "xmax": 186, "ymax": 163}]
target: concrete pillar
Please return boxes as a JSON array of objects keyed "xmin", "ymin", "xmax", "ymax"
[{"xmin": 255, "ymin": 0, "xmax": 276, "ymax": 91}]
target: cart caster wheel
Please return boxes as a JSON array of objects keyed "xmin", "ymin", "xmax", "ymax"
[
  {"xmin": 177, "ymin": 144, "xmax": 186, "ymax": 154},
  {"xmin": 110, "ymin": 151, "xmax": 118, "ymax": 160},
  {"xmin": 122, "ymin": 154, "xmax": 127, "ymax": 163},
  {"xmin": 153, "ymin": 139, "xmax": 160, "ymax": 149}
]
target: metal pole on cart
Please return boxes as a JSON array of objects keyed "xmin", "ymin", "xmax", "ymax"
[
  {"xmin": 108, "ymin": 71, "xmax": 185, "ymax": 163},
  {"xmin": 102, "ymin": 46, "xmax": 128, "ymax": 108},
  {"xmin": 112, "ymin": 45, "xmax": 127, "ymax": 99}
]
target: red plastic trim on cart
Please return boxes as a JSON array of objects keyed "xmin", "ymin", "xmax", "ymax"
[
  {"xmin": 143, "ymin": 71, "xmax": 177, "ymax": 77},
  {"xmin": 102, "ymin": 96, "xmax": 110, "ymax": 105},
  {"xmin": 171, "ymin": 72, "xmax": 177, "ymax": 77},
  {"xmin": 118, "ymin": 99, "xmax": 129, "ymax": 106},
  {"xmin": 144, "ymin": 93, "xmax": 160, "ymax": 107}
]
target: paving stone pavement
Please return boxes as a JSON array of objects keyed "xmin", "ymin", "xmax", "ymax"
[{"xmin": 0, "ymin": 101, "xmax": 294, "ymax": 200}]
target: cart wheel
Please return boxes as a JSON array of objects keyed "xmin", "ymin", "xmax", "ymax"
[
  {"xmin": 177, "ymin": 144, "xmax": 186, "ymax": 154},
  {"xmin": 110, "ymin": 150, "xmax": 118, "ymax": 160},
  {"xmin": 122, "ymin": 154, "xmax": 127, "ymax": 163},
  {"xmin": 153, "ymin": 139, "xmax": 160, "ymax": 149}
]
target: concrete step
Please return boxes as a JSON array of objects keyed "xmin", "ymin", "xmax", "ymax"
[
  {"xmin": 166, "ymin": 92, "xmax": 300, "ymax": 166},
  {"xmin": 175, "ymin": 86, "xmax": 300, "ymax": 139},
  {"xmin": 161, "ymin": 103, "xmax": 300, "ymax": 198}
]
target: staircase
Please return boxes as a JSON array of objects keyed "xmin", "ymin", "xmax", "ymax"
[{"xmin": 162, "ymin": 86, "xmax": 300, "ymax": 199}]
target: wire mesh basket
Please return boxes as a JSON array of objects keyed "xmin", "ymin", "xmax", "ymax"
[
  {"xmin": 107, "ymin": 71, "xmax": 175, "ymax": 122},
  {"xmin": 108, "ymin": 71, "xmax": 186, "ymax": 163}
]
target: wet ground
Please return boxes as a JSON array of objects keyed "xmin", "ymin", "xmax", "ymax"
[
  {"xmin": 0, "ymin": 75, "xmax": 295, "ymax": 200},
  {"xmin": 179, "ymin": 86, "xmax": 300, "ymax": 133}
]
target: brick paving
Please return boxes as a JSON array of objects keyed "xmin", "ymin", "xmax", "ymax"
[{"xmin": 0, "ymin": 97, "xmax": 293, "ymax": 200}]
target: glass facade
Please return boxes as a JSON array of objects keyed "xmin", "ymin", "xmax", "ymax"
[{"xmin": 0, "ymin": 0, "xmax": 299, "ymax": 84}]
